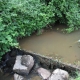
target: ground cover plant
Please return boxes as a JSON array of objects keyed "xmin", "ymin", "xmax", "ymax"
[{"xmin": 0, "ymin": 0, "xmax": 80, "ymax": 58}]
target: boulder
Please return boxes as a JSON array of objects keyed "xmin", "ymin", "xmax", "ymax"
[
  {"xmin": 53, "ymin": 68, "xmax": 69, "ymax": 80},
  {"xmin": 14, "ymin": 73, "xmax": 27, "ymax": 80},
  {"xmin": 37, "ymin": 67, "xmax": 51, "ymax": 80},
  {"xmin": 48, "ymin": 74, "xmax": 64, "ymax": 80},
  {"xmin": 48, "ymin": 68, "xmax": 69, "ymax": 80},
  {"xmin": 13, "ymin": 56, "xmax": 29, "ymax": 75},
  {"xmin": 21, "ymin": 55, "xmax": 34, "ymax": 69}
]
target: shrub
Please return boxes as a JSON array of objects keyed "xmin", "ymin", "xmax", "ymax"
[
  {"xmin": 0, "ymin": 0, "xmax": 80, "ymax": 59},
  {"xmin": 44, "ymin": 0, "xmax": 80, "ymax": 33},
  {"xmin": 75, "ymin": 72, "xmax": 80, "ymax": 80},
  {"xmin": 0, "ymin": 0, "xmax": 55, "ymax": 59}
]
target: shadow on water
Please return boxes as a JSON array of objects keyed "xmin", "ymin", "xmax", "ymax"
[{"xmin": 19, "ymin": 24, "xmax": 80, "ymax": 64}]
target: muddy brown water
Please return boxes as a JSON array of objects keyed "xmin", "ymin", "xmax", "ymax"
[
  {"xmin": 0, "ymin": 72, "xmax": 42, "ymax": 80},
  {"xmin": 19, "ymin": 25, "xmax": 80, "ymax": 64}
]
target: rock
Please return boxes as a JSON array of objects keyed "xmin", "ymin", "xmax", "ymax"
[
  {"xmin": 14, "ymin": 73, "xmax": 27, "ymax": 80},
  {"xmin": 48, "ymin": 74, "xmax": 64, "ymax": 80},
  {"xmin": 21, "ymin": 55, "xmax": 34, "ymax": 70},
  {"xmin": 48, "ymin": 68, "xmax": 69, "ymax": 80},
  {"xmin": 13, "ymin": 56, "xmax": 29, "ymax": 75},
  {"xmin": 53, "ymin": 68, "xmax": 69, "ymax": 80},
  {"xmin": 37, "ymin": 67, "xmax": 51, "ymax": 80}
]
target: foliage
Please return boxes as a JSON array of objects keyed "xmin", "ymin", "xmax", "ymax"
[
  {"xmin": 0, "ymin": 0, "xmax": 54, "ymax": 58},
  {"xmin": 75, "ymin": 77, "xmax": 80, "ymax": 80},
  {"xmin": 0, "ymin": 0, "xmax": 80, "ymax": 58},
  {"xmin": 75, "ymin": 72, "xmax": 80, "ymax": 80},
  {"xmin": 49, "ymin": 0, "xmax": 80, "ymax": 33}
]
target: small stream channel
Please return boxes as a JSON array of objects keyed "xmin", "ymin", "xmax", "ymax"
[
  {"xmin": 19, "ymin": 24, "xmax": 80, "ymax": 64},
  {"xmin": 0, "ymin": 24, "xmax": 80, "ymax": 80}
]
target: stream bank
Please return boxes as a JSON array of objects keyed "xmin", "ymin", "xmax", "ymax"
[
  {"xmin": 0, "ymin": 24, "xmax": 80, "ymax": 80},
  {"xmin": 19, "ymin": 24, "xmax": 80, "ymax": 64},
  {"xmin": 0, "ymin": 48, "xmax": 80, "ymax": 80}
]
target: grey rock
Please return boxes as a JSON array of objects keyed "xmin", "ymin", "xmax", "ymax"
[
  {"xmin": 53, "ymin": 68, "xmax": 69, "ymax": 80},
  {"xmin": 14, "ymin": 73, "xmax": 27, "ymax": 80},
  {"xmin": 48, "ymin": 74, "xmax": 64, "ymax": 80},
  {"xmin": 21, "ymin": 55, "xmax": 34, "ymax": 66},
  {"xmin": 48, "ymin": 68, "xmax": 69, "ymax": 80},
  {"xmin": 13, "ymin": 56, "xmax": 29, "ymax": 75},
  {"xmin": 37, "ymin": 67, "xmax": 51, "ymax": 80},
  {"xmin": 21, "ymin": 55, "xmax": 34, "ymax": 71}
]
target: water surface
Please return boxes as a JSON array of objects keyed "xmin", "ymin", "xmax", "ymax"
[
  {"xmin": 1, "ymin": 24, "xmax": 80, "ymax": 80},
  {"xmin": 19, "ymin": 25, "xmax": 80, "ymax": 64}
]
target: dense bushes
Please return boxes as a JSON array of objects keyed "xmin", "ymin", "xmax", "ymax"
[
  {"xmin": 0, "ymin": 0, "xmax": 80, "ymax": 58},
  {"xmin": 0, "ymin": 0, "xmax": 54, "ymax": 58},
  {"xmin": 49, "ymin": 0, "xmax": 80, "ymax": 33}
]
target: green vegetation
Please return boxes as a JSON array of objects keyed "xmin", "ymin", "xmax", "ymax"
[
  {"xmin": 0, "ymin": 0, "xmax": 80, "ymax": 58},
  {"xmin": 75, "ymin": 73, "xmax": 80, "ymax": 80},
  {"xmin": 75, "ymin": 77, "xmax": 80, "ymax": 80}
]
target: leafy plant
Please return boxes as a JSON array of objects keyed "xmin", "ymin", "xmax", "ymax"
[
  {"xmin": 0, "ymin": 0, "xmax": 55, "ymax": 59},
  {"xmin": 0, "ymin": 0, "xmax": 80, "ymax": 59},
  {"xmin": 75, "ymin": 77, "xmax": 80, "ymax": 80},
  {"xmin": 75, "ymin": 72, "xmax": 80, "ymax": 80},
  {"xmin": 44, "ymin": 0, "xmax": 80, "ymax": 32}
]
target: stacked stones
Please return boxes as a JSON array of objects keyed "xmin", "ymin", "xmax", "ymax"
[
  {"xmin": 37, "ymin": 68, "xmax": 69, "ymax": 80},
  {"xmin": 13, "ymin": 55, "xmax": 35, "ymax": 80},
  {"xmin": 13, "ymin": 55, "xmax": 69, "ymax": 80}
]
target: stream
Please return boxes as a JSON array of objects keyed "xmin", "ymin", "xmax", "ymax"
[
  {"xmin": 19, "ymin": 24, "xmax": 80, "ymax": 64},
  {"xmin": 0, "ymin": 24, "xmax": 80, "ymax": 80}
]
